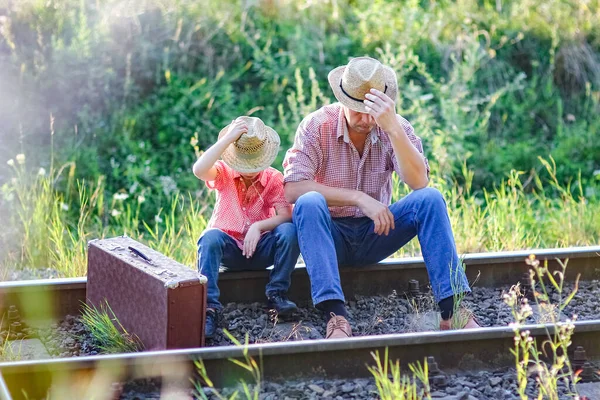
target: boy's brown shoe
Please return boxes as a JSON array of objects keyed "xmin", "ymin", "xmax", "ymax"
[{"xmin": 326, "ymin": 314, "xmax": 352, "ymax": 339}]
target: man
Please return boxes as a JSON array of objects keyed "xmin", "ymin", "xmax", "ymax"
[{"xmin": 283, "ymin": 56, "xmax": 479, "ymax": 339}]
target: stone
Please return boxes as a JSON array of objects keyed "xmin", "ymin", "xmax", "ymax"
[
  {"xmin": 274, "ymin": 322, "xmax": 323, "ymax": 341},
  {"xmin": 489, "ymin": 376, "xmax": 503, "ymax": 386},
  {"xmin": 308, "ymin": 384, "xmax": 324, "ymax": 394},
  {"xmin": 341, "ymin": 383, "xmax": 355, "ymax": 393},
  {"xmin": 6, "ymin": 339, "xmax": 51, "ymax": 360},
  {"xmin": 578, "ymin": 382, "xmax": 600, "ymax": 399},
  {"xmin": 406, "ymin": 311, "xmax": 439, "ymax": 332}
]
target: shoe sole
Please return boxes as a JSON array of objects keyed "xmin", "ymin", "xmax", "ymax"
[{"xmin": 267, "ymin": 305, "xmax": 298, "ymax": 318}]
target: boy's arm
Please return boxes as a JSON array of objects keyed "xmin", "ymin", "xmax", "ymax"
[
  {"xmin": 192, "ymin": 119, "xmax": 248, "ymax": 181},
  {"xmin": 253, "ymin": 206, "xmax": 292, "ymax": 232},
  {"xmin": 242, "ymin": 206, "xmax": 292, "ymax": 258}
]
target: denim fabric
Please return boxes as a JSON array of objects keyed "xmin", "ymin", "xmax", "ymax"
[
  {"xmin": 197, "ymin": 223, "xmax": 300, "ymax": 309},
  {"xmin": 292, "ymin": 188, "xmax": 470, "ymax": 305}
]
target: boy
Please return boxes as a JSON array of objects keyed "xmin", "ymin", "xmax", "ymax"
[{"xmin": 193, "ymin": 116, "xmax": 299, "ymax": 339}]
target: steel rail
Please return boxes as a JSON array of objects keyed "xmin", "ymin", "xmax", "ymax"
[
  {"xmin": 0, "ymin": 320, "xmax": 599, "ymax": 400},
  {"xmin": 1, "ymin": 246, "xmax": 598, "ymax": 323}
]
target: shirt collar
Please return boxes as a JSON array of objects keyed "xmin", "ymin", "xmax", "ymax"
[{"xmin": 232, "ymin": 169, "xmax": 269, "ymax": 187}]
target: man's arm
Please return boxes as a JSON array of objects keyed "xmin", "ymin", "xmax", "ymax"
[
  {"xmin": 364, "ymin": 88, "xmax": 429, "ymax": 190},
  {"xmin": 284, "ymin": 180, "xmax": 363, "ymax": 206},
  {"xmin": 284, "ymin": 181, "xmax": 395, "ymax": 236}
]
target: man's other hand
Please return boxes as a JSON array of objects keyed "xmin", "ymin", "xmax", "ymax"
[{"xmin": 357, "ymin": 193, "xmax": 395, "ymax": 236}]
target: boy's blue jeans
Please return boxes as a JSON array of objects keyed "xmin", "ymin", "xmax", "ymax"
[
  {"xmin": 197, "ymin": 223, "xmax": 300, "ymax": 309},
  {"xmin": 292, "ymin": 188, "xmax": 470, "ymax": 306}
]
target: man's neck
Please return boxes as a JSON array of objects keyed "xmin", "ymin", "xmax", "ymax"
[{"xmin": 347, "ymin": 128, "xmax": 369, "ymax": 156}]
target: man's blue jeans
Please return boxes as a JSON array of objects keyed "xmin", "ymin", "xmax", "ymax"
[
  {"xmin": 292, "ymin": 188, "xmax": 470, "ymax": 305},
  {"xmin": 197, "ymin": 223, "xmax": 300, "ymax": 309}
]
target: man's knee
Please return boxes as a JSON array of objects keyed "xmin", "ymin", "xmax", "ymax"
[
  {"xmin": 413, "ymin": 187, "xmax": 446, "ymax": 208},
  {"xmin": 274, "ymin": 222, "xmax": 298, "ymax": 245},
  {"xmin": 198, "ymin": 229, "xmax": 228, "ymax": 249},
  {"xmin": 293, "ymin": 191, "xmax": 327, "ymax": 216}
]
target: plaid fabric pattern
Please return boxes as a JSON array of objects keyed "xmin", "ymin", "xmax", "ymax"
[
  {"xmin": 205, "ymin": 160, "xmax": 290, "ymax": 249},
  {"xmin": 283, "ymin": 103, "xmax": 429, "ymax": 218}
]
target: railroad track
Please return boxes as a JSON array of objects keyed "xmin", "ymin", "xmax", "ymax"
[{"xmin": 0, "ymin": 246, "xmax": 599, "ymax": 399}]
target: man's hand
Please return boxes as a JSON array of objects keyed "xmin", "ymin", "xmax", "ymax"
[
  {"xmin": 357, "ymin": 193, "xmax": 395, "ymax": 236},
  {"xmin": 363, "ymin": 88, "xmax": 401, "ymax": 135},
  {"xmin": 222, "ymin": 118, "xmax": 248, "ymax": 143},
  {"xmin": 243, "ymin": 223, "xmax": 262, "ymax": 258}
]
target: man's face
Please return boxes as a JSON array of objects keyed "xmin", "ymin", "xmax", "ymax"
[{"xmin": 343, "ymin": 106, "xmax": 376, "ymax": 134}]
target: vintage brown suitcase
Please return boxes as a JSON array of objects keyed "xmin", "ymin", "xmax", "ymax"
[{"xmin": 86, "ymin": 236, "xmax": 207, "ymax": 350}]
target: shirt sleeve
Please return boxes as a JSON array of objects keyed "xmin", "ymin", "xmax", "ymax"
[
  {"xmin": 283, "ymin": 116, "xmax": 323, "ymax": 183},
  {"xmin": 390, "ymin": 116, "xmax": 430, "ymax": 180},
  {"xmin": 205, "ymin": 160, "xmax": 230, "ymax": 191},
  {"xmin": 266, "ymin": 171, "xmax": 292, "ymax": 213}
]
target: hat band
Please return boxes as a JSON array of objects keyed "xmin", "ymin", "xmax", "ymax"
[
  {"xmin": 339, "ymin": 80, "xmax": 388, "ymax": 103},
  {"xmin": 234, "ymin": 138, "xmax": 266, "ymax": 154}
]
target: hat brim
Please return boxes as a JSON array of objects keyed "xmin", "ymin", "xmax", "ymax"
[
  {"xmin": 328, "ymin": 64, "xmax": 398, "ymax": 113},
  {"xmin": 219, "ymin": 124, "xmax": 281, "ymax": 174}
]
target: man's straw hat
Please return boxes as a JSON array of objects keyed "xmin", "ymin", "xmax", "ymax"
[
  {"xmin": 218, "ymin": 116, "xmax": 280, "ymax": 173},
  {"xmin": 328, "ymin": 56, "xmax": 398, "ymax": 113}
]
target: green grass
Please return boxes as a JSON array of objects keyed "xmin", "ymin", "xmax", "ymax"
[
  {"xmin": 80, "ymin": 300, "xmax": 143, "ymax": 354},
  {"xmin": 1, "ymin": 154, "xmax": 598, "ymax": 278}
]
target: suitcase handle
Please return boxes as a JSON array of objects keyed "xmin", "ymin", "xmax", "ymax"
[{"xmin": 128, "ymin": 246, "xmax": 153, "ymax": 264}]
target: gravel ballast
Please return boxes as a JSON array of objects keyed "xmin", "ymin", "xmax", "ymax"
[
  {"xmin": 118, "ymin": 365, "xmax": 595, "ymax": 399},
  {"xmin": 17, "ymin": 280, "xmax": 600, "ymax": 355}
]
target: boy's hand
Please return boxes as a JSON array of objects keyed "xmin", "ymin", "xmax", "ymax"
[
  {"xmin": 242, "ymin": 223, "xmax": 262, "ymax": 258},
  {"xmin": 223, "ymin": 118, "xmax": 248, "ymax": 143}
]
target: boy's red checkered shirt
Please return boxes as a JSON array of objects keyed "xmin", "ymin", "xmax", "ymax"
[
  {"xmin": 283, "ymin": 103, "xmax": 430, "ymax": 218},
  {"xmin": 205, "ymin": 160, "xmax": 291, "ymax": 249}
]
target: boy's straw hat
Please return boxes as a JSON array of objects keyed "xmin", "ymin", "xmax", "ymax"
[
  {"xmin": 218, "ymin": 116, "xmax": 280, "ymax": 173},
  {"xmin": 328, "ymin": 56, "xmax": 398, "ymax": 113}
]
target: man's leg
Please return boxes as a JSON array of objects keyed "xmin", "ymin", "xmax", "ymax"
[
  {"xmin": 293, "ymin": 192, "xmax": 354, "ymax": 338},
  {"xmin": 355, "ymin": 188, "xmax": 472, "ymax": 325},
  {"xmin": 293, "ymin": 192, "xmax": 350, "ymax": 305}
]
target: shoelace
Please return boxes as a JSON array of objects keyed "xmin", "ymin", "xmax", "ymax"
[{"xmin": 328, "ymin": 316, "xmax": 349, "ymax": 333}]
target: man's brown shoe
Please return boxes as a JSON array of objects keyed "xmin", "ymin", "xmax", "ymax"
[
  {"xmin": 326, "ymin": 314, "xmax": 352, "ymax": 339},
  {"xmin": 439, "ymin": 308, "xmax": 481, "ymax": 330}
]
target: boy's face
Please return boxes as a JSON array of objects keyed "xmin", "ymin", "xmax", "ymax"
[{"xmin": 240, "ymin": 172, "xmax": 260, "ymax": 180}]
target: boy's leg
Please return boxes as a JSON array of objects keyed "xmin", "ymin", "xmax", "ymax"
[
  {"xmin": 249, "ymin": 222, "xmax": 300, "ymax": 295},
  {"xmin": 354, "ymin": 188, "xmax": 471, "ymax": 320},
  {"xmin": 197, "ymin": 228, "xmax": 246, "ymax": 310},
  {"xmin": 247, "ymin": 222, "xmax": 300, "ymax": 315}
]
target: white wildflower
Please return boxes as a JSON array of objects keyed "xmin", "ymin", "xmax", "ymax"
[
  {"xmin": 126, "ymin": 154, "xmax": 137, "ymax": 163},
  {"xmin": 38, "ymin": 167, "xmax": 46, "ymax": 176},
  {"xmin": 154, "ymin": 214, "xmax": 163, "ymax": 223},
  {"xmin": 61, "ymin": 203, "xmax": 69, "ymax": 211},
  {"xmin": 137, "ymin": 195, "xmax": 145, "ymax": 204},
  {"xmin": 113, "ymin": 192, "xmax": 129, "ymax": 201},
  {"xmin": 15, "ymin": 154, "xmax": 25, "ymax": 164},
  {"xmin": 111, "ymin": 209, "xmax": 121, "ymax": 217},
  {"xmin": 6, "ymin": 159, "xmax": 14, "ymax": 167}
]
